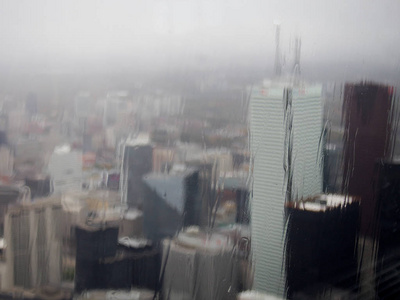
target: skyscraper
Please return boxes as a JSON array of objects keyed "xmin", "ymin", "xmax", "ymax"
[
  {"xmin": 47, "ymin": 145, "xmax": 82, "ymax": 194},
  {"xmin": 285, "ymin": 194, "xmax": 360, "ymax": 297},
  {"xmin": 249, "ymin": 81, "xmax": 323, "ymax": 296},
  {"xmin": 342, "ymin": 82, "xmax": 394, "ymax": 236},
  {"xmin": 120, "ymin": 134, "xmax": 153, "ymax": 208},
  {"xmin": 4, "ymin": 197, "xmax": 63, "ymax": 289}
]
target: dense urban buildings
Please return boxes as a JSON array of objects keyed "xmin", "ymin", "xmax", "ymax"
[
  {"xmin": 0, "ymin": 3, "xmax": 398, "ymax": 296},
  {"xmin": 0, "ymin": 71, "xmax": 398, "ymax": 299},
  {"xmin": 0, "ymin": 64, "xmax": 399, "ymax": 300}
]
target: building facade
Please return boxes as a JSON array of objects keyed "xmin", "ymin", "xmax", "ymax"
[
  {"xmin": 120, "ymin": 135, "xmax": 153, "ymax": 208},
  {"xmin": 4, "ymin": 198, "xmax": 63, "ymax": 289},
  {"xmin": 47, "ymin": 145, "xmax": 82, "ymax": 194},
  {"xmin": 142, "ymin": 166, "xmax": 200, "ymax": 241},
  {"xmin": 249, "ymin": 81, "xmax": 323, "ymax": 296},
  {"xmin": 342, "ymin": 82, "xmax": 394, "ymax": 236}
]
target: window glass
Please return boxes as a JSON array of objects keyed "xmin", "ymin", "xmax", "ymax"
[{"xmin": 0, "ymin": 1, "xmax": 399, "ymax": 299}]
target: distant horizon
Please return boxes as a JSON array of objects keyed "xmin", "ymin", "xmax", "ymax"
[
  {"xmin": 0, "ymin": 59, "xmax": 398, "ymax": 91},
  {"xmin": 0, "ymin": 0, "xmax": 399, "ymax": 87}
]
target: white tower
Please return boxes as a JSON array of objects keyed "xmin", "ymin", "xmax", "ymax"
[
  {"xmin": 249, "ymin": 81, "xmax": 323, "ymax": 296},
  {"xmin": 47, "ymin": 145, "xmax": 82, "ymax": 194}
]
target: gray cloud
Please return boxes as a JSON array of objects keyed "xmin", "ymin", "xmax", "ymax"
[{"xmin": 0, "ymin": 0, "xmax": 399, "ymax": 76}]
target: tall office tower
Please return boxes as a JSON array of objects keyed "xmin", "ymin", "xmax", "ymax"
[
  {"xmin": 0, "ymin": 131, "xmax": 13, "ymax": 178},
  {"xmin": 4, "ymin": 197, "xmax": 63, "ymax": 289},
  {"xmin": 249, "ymin": 81, "xmax": 323, "ymax": 296},
  {"xmin": 142, "ymin": 166, "xmax": 200, "ymax": 241},
  {"xmin": 185, "ymin": 160, "xmax": 213, "ymax": 227},
  {"xmin": 372, "ymin": 161, "xmax": 400, "ymax": 299},
  {"xmin": 342, "ymin": 83, "xmax": 395, "ymax": 236},
  {"xmin": 120, "ymin": 135, "xmax": 153, "ymax": 208},
  {"xmin": 47, "ymin": 145, "xmax": 83, "ymax": 194}
]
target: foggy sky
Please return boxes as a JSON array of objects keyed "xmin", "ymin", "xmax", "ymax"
[{"xmin": 0, "ymin": 0, "xmax": 399, "ymax": 80}]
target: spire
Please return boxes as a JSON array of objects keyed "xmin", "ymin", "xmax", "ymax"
[
  {"xmin": 292, "ymin": 37, "xmax": 301, "ymax": 85},
  {"xmin": 274, "ymin": 23, "xmax": 282, "ymax": 77}
]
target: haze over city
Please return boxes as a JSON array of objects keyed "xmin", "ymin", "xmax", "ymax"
[
  {"xmin": 0, "ymin": 1, "xmax": 400, "ymax": 299},
  {"xmin": 0, "ymin": 0, "xmax": 399, "ymax": 82}
]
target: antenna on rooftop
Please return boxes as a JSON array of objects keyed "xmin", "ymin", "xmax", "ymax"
[
  {"xmin": 292, "ymin": 36, "xmax": 301, "ymax": 85},
  {"xmin": 273, "ymin": 21, "xmax": 282, "ymax": 78}
]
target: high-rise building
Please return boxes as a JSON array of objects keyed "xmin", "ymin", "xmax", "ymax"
[
  {"xmin": 285, "ymin": 194, "xmax": 360, "ymax": 298},
  {"xmin": 0, "ymin": 130, "xmax": 12, "ymax": 178},
  {"xmin": 342, "ymin": 82, "xmax": 395, "ymax": 236},
  {"xmin": 120, "ymin": 135, "xmax": 153, "ymax": 208},
  {"xmin": 374, "ymin": 161, "xmax": 400, "ymax": 299},
  {"xmin": 47, "ymin": 145, "xmax": 82, "ymax": 194},
  {"xmin": 249, "ymin": 81, "xmax": 323, "ymax": 296},
  {"xmin": 4, "ymin": 197, "xmax": 63, "ymax": 289}
]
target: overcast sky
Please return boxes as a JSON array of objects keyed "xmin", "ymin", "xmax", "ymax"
[{"xmin": 0, "ymin": 0, "xmax": 399, "ymax": 77}]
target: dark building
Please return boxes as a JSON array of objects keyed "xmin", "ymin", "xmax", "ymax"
[
  {"xmin": 24, "ymin": 175, "xmax": 51, "ymax": 199},
  {"xmin": 0, "ymin": 115, "xmax": 8, "ymax": 132},
  {"xmin": 106, "ymin": 171, "xmax": 120, "ymax": 191},
  {"xmin": 74, "ymin": 223, "xmax": 119, "ymax": 293},
  {"xmin": 285, "ymin": 194, "xmax": 360, "ymax": 298},
  {"xmin": 217, "ymin": 176, "xmax": 250, "ymax": 224},
  {"xmin": 185, "ymin": 161, "xmax": 213, "ymax": 227},
  {"xmin": 323, "ymin": 142, "xmax": 344, "ymax": 194},
  {"xmin": 236, "ymin": 188, "xmax": 250, "ymax": 224},
  {"xmin": 374, "ymin": 161, "xmax": 400, "ymax": 299},
  {"xmin": 342, "ymin": 82, "xmax": 394, "ymax": 236},
  {"xmin": 0, "ymin": 130, "xmax": 7, "ymax": 145},
  {"xmin": 375, "ymin": 161, "xmax": 400, "ymax": 252},
  {"xmin": 111, "ymin": 238, "xmax": 160, "ymax": 291},
  {"xmin": 142, "ymin": 167, "xmax": 200, "ymax": 241},
  {"xmin": 121, "ymin": 141, "xmax": 153, "ymax": 208},
  {"xmin": 75, "ymin": 237, "xmax": 160, "ymax": 294},
  {"xmin": 75, "ymin": 224, "xmax": 119, "ymax": 261}
]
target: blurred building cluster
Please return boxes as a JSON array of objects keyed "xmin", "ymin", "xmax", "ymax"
[
  {"xmin": 0, "ymin": 86, "xmax": 252, "ymax": 300},
  {"xmin": 0, "ymin": 75, "xmax": 398, "ymax": 300}
]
